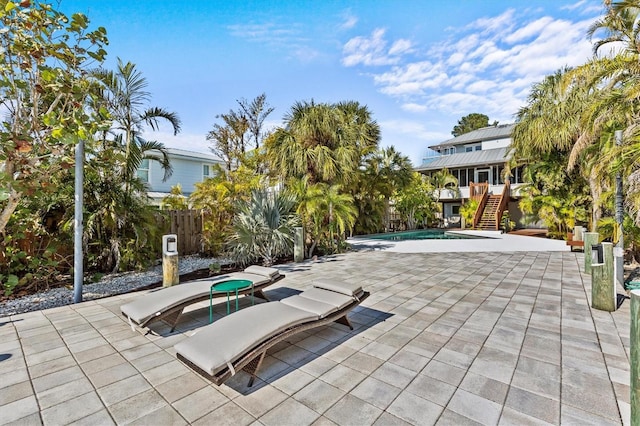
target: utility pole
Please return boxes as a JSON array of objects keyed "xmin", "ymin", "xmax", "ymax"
[
  {"xmin": 73, "ymin": 140, "xmax": 84, "ymax": 303},
  {"xmin": 614, "ymin": 130, "xmax": 624, "ymax": 288}
]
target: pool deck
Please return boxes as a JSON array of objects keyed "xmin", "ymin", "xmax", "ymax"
[{"xmin": 0, "ymin": 238, "xmax": 631, "ymax": 425}]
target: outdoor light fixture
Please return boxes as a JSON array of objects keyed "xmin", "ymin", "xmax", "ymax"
[{"xmin": 591, "ymin": 244, "xmax": 603, "ymax": 265}]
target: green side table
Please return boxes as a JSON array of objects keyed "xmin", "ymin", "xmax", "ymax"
[{"xmin": 210, "ymin": 279, "xmax": 253, "ymax": 322}]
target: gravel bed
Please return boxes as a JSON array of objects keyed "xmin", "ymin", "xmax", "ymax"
[{"xmin": 0, "ymin": 255, "xmax": 226, "ymax": 318}]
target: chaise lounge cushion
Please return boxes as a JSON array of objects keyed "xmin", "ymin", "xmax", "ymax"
[
  {"xmin": 294, "ymin": 287, "xmax": 355, "ymax": 310},
  {"xmin": 313, "ymin": 279, "xmax": 363, "ymax": 298},
  {"xmin": 121, "ymin": 271, "xmax": 272, "ymax": 326},
  {"xmin": 244, "ymin": 265, "xmax": 281, "ymax": 279},
  {"xmin": 174, "ymin": 302, "xmax": 317, "ymax": 376},
  {"xmin": 280, "ymin": 295, "xmax": 338, "ymax": 317}
]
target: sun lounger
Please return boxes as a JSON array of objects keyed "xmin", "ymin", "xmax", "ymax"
[
  {"xmin": 120, "ymin": 265, "xmax": 284, "ymax": 332},
  {"xmin": 174, "ymin": 279, "xmax": 368, "ymax": 386}
]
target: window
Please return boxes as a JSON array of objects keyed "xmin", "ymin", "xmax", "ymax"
[
  {"xmin": 475, "ymin": 145, "xmax": 481, "ymax": 151},
  {"xmin": 459, "ymin": 168, "xmax": 468, "ymax": 187},
  {"xmin": 465, "ymin": 146, "xmax": 473, "ymax": 152},
  {"xmin": 137, "ymin": 159, "xmax": 149, "ymax": 183},
  {"xmin": 452, "ymin": 205, "xmax": 460, "ymax": 215},
  {"xmin": 203, "ymin": 164, "xmax": 211, "ymax": 179}
]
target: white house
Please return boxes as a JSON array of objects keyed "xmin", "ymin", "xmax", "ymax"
[
  {"xmin": 138, "ymin": 148, "xmax": 224, "ymax": 205},
  {"xmin": 415, "ymin": 124, "xmax": 527, "ymax": 229}
]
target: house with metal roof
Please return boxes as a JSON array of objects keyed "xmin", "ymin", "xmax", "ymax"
[{"xmin": 415, "ymin": 124, "xmax": 526, "ymax": 230}]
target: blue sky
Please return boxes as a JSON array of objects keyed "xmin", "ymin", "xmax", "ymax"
[{"xmin": 59, "ymin": 0, "xmax": 604, "ymax": 166}]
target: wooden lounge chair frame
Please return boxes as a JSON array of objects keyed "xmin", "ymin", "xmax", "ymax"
[
  {"xmin": 124, "ymin": 274, "xmax": 285, "ymax": 332},
  {"xmin": 566, "ymin": 232, "xmax": 585, "ymax": 252},
  {"xmin": 177, "ymin": 291, "xmax": 369, "ymax": 387}
]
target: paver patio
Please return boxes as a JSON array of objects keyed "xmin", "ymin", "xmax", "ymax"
[{"xmin": 0, "ymin": 249, "xmax": 631, "ymax": 425}]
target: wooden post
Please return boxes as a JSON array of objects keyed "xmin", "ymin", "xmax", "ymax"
[
  {"xmin": 631, "ymin": 290, "xmax": 640, "ymax": 424},
  {"xmin": 584, "ymin": 232, "xmax": 599, "ymax": 274},
  {"xmin": 591, "ymin": 242, "xmax": 615, "ymax": 312},
  {"xmin": 294, "ymin": 227, "xmax": 304, "ymax": 262},
  {"xmin": 162, "ymin": 234, "xmax": 179, "ymax": 287}
]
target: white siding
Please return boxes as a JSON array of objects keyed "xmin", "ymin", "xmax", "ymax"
[{"xmin": 481, "ymin": 138, "xmax": 511, "ymax": 150}]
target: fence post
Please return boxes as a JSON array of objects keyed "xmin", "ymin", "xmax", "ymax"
[
  {"xmin": 591, "ymin": 242, "xmax": 615, "ymax": 312},
  {"xmin": 162, "ymin": 234, "xmax": 179, "ymax": 287},
  {"xmin": 631, "ymin": 290, "xmax": 640, "ymax": 424},
  {"xmin": 584, "ymin": 232, "xmax": 599, "ymax": 274}
]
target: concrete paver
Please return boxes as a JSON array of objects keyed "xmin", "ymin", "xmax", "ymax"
[{"xmin": 0, "ymin": 246, "xmax": 632, "ymax": 425}]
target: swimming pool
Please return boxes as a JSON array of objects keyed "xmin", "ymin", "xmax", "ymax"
[{"xmin": 357, "ymin": 229, "xmax": 487, "ymax": 241}]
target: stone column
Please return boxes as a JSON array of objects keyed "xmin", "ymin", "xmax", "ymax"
[
  {"xmin": 584, "ymin": 232, "xmax": 599, "ymax": 274},
  {"xmin": 294, "ymin": 227, "xmax": 304, "ymax": 263},
  {"xmin": 591, "ymin": 242, "xmax": 615, "ymax": 312},
  {"xmin": 631, "ymin": 290, "xmax": 640, "ymax": 424}
]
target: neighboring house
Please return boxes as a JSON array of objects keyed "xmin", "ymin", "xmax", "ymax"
[
  {"xmin": 415, "ymin": 123, "xmax": 527, "ymax": 230},
  {"xmin": 137, "ymin": 148, "xmax": 224, "ymax": 205}
]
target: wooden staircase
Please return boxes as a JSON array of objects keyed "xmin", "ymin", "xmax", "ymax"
[
  {"xmin": 469, "ymin": 181, "xmax": 511, "ymax": 231},
  {"xmin": 476, "ymin": 195, "xmax": 501, "ymax": 230}
]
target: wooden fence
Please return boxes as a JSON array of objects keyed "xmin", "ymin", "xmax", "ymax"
[{"xmin": 161, "ymin": 209, "xmax": 204, "ymax": 255}]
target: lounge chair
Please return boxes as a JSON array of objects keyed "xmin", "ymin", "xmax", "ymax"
[
  {"xmin": 174, "ymin": 279, "xmax": 369, "ymax": 387},
  {"xmin": 120, "ymin": 265, "xmax": 284, "ymax": 332}
]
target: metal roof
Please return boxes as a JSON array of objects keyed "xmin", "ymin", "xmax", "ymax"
[
  {"xmin": 430, "ymin": 123, "xmax": 515, "ymax": 148},
  {"xmin": 164, "ymin": 148, "xmax": 223, "ymax": 162},
  {"xmin": 415, "ymin": 147, "xmax": 511, "ymax": 172}
]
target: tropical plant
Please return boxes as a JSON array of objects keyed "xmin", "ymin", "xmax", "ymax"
[
  {"xmin": 428, "ymin": 168, "xmax": 459, "ymax": 205},
  {"xmin": 162, "ymin": 184, "xmax": 189, "ymax": 210},
  {"xmin": 361, "ymin": 146, "xmax": 413, "ymax": 230},
  {"xmin": 0, "ymin": 2, "xmax": 109, "ymax": 234},
  {"xmin": 266, "ymin": 100, "xmax": 380, "ymax": 185},
  {"xmin": 516, "ymin": 153, "xmax": 590, "ymax": 237},
  {"xmin": 459, "ymin": 199, "xmax": 479, "ymax": 229},
  {"xmin": 394, "ymin": 173, "xmax": 437, "ymax": 230},
  {"xmin": 189, "ymin": 164, "xmax": 261, "ymax": 255},
  {"xmin": 227, "ymin": 189, "xmax": 299, "ymax": 266},
  {"xmin": 238, "ymin": 93, "xmax": 275, "ymax": 151},
  {"xmin": 83, "ymin": 60, "xmax": 181, "ymax": 272},
  {"xmin": 92, "ymin": 59, "xmax": 178, "ymax": 187}
]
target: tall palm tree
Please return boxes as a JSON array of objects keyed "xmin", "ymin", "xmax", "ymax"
[
  {"xmin": 266, "ymin": 100, "xmax": 380, "ymax": 185},
  {"xmin": 93, "ymin": 58, "xmax": 181, "ymax": 185},
  {"xmin": 83, "ymin": 60, "xmax": 182, "ymax": 271},
  {"xmin": 315, "ymin": 184, "xmax": 357, "ymax": 254},
  {"xmin": 362, "ymin": 146, "xmax": 413, "ymax": 230}
]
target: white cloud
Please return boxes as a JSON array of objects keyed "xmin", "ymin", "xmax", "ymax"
[
  {"xmin": 401, "ymin": 103, "xmax": 428, "ymax": 113},
  {"xmin": 342, "ymin": 28, "xmax": 412, "ymax": 67},
  {"xmin": 504, "ymin": 16, "xmax": 554, "ymax": 43},
  {"xmin": 340, "ymin": 14, "xmax": 358, "ymax": 30},
  {"xmin": 389, "ymin": 39, "xmax": 413, "ymax": 55},
  {"xmin": 343, "ymin": 4, "xmax": 601, "ymax": 122}
]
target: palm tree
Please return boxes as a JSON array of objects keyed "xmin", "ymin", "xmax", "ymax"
[
  {"xmin": 510, "ymin": 68, "xmax": 612, "ymax": 230},
  {"xmin": 228, "ymin": 189, "xmax": 299, "ymax": 266},
  {"xmin": 266, "ymin": 100, "xmax": 380, "ymax": 185},
  {"xmin": 82, "ymin": 59, "xmax": 182, "ymax": 271},
  {"xmin": 93, "ymin": 58, "xmax": 181, "ymax": 185},
  {"xmin": 316, "ymin": 184, "xmax": 357, "ymax": 254},
  {"xmin": 362, "ymin": 146, "xmax": 413, "ymax": 230}
]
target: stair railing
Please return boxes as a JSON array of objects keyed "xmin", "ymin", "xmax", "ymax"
[
  {"xmin": 494, "ymin": 180, "xmax": 511, "ymax": 230},
  {"xmin": 469, "ymin": 182, "xmax": 489, "ymax": 229}
]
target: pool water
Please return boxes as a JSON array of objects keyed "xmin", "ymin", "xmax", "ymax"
[{"xmin": 359, "ymin": 229, "xmax": 486, "ymax": 241}]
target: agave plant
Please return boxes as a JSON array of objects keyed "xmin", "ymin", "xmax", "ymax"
[{"xmin": 228, "ymin": 189, "xmax": 300, "ymax": 266}]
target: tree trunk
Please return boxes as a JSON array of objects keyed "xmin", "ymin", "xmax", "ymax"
[
  {"xmin": 589, "ymin": 173, "xmax": 601, "ymax": 232},
  {"xmin": 0, "ymin": 159, "xmax": 20, "ymax": 234},
  {"xmin": 0, "ymin": 189, "xmax": 21, "ymax": 235}
]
